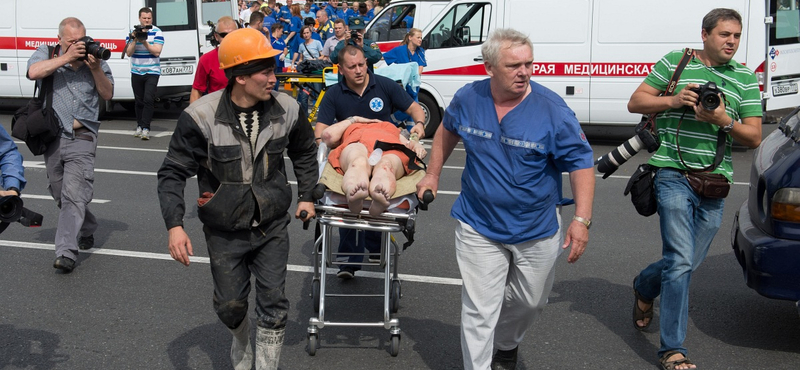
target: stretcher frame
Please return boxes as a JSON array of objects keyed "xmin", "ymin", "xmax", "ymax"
[{"xmin": 305, "ymin": 144, "xmax": 426, "ymax": 357}]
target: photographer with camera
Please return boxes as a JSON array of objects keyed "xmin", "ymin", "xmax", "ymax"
[
  {"xmin": 26, "ymin": 17, "xmax": 114, "ymax": 274},
  {"xmin": 625, "ymin": 9, "xmax": 762, "ymax": 370},
  {"xmin": 125, "ymin": 7, "xmax": 164, "ymax": 141},
  {"xmin": 330, "ymin": 17, "xmax": 381, "ymax": 71}
]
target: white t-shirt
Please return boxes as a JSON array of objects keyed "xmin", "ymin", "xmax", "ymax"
[{"xmin": 240, "ymin": 9, "xmax": 253, "ymax": 24}]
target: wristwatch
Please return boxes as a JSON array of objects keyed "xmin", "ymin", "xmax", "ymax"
[
  {"xmin": 721, "ymin": 118, "xmax": 735, "ymax": 133},
  {"xmin": 573, "ymin": 215, "xmax": 592, "ymax": 229}
]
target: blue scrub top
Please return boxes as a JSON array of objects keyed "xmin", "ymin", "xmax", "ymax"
[
  {"xmin": 383, "ymin": 44, "xmax": 426, "ymax": 67},
  {"xmin": 443, "ymin": 79, "xmax": 593, "ymax": 244}
]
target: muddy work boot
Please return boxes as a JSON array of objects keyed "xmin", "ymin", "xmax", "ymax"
[
  {"xmin": 255, "ymin": 327, "xmax": 284, "ymax": 370},
  {"xmin": 229, "ymin": 314, "xmax": 254, "ymax": 370}
]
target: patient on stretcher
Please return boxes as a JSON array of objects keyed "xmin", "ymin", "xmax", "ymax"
[{"xmin": 322, "ymin": 118, "xmax": 427, "ymax": 216}]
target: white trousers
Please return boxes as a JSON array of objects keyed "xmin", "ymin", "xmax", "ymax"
[{"xmin": 455, "ymin": 215, "xmax": 561, "ymax": 370}]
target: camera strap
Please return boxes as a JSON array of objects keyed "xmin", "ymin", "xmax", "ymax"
[
  {"xmin": 642, "ymin": 48, "xmax": 694, "ymax": 132},
  {"xmin": 676, "ymin": 113, "xmax": 727, "ymax": 172},
  {"xmin": 34, "ymin": 45, "xmax": 58, "ymax": 110}
]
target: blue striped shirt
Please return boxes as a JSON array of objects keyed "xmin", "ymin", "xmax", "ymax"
[{"xmin": 126, "ymin": 25, "xmax": 164, "ymax": 75}]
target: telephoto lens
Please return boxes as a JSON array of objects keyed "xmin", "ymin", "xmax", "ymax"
[{"xmin": 595, "ymin": 129, "xmax": 660, "ymax": 178}]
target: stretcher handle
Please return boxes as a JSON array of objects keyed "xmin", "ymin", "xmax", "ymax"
[
  {"xmin": 418, "ymin": 190, "xmax": 434, "ymax": 211},
  {"xmin": 299, "ymin": 210, "xmax": 310, "ymax": 230}
]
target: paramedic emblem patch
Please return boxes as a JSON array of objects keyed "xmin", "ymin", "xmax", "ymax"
[{"xmin": 370, "ymin": 97, "xmax": 384, "ymax": 112}]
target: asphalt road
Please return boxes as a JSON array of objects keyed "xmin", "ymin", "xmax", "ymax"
[{"xmin": 0, "ymin": 104, "xmax": 798, "ymax": 370}]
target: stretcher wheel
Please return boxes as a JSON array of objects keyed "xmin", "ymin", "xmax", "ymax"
[
  {"xmin": 312, "ymin": 279, "xmax": 321, "ymax": 313},
  {"xmin": 307, "ymin": 333, "xmax": 318, "ymax": 356},
  {"xmin": 389, "ymin": 334, "xmax": 400, "ymax": 357},
  {"xmin": 390, "ymin": 280, "xmax": 401, "ymax": 313}
]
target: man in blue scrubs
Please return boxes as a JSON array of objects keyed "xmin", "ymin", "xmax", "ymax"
[{"xmin": 416, "ymin": 29, "xmax": 595, "ymax": 370}]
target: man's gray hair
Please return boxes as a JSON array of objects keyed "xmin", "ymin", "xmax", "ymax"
[
  {"xmin": 58, "ymin": 17, "xmax": 85, "ymax": 36},
  {"xmin": 481, "ymin": 28, "xmax": 533, "ymax": 66}
]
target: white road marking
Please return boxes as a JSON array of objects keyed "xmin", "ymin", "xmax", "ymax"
[
  {"xmin": 100, "ymin": 129, "xmax": 174, "ymax": 138},
  {"xmin": 21, "ymin": 194, "xmax": 110, "ymax": 204},
  {"xmin": 0, "ymin": 240, "xmax": 463, "ymax": 286}
]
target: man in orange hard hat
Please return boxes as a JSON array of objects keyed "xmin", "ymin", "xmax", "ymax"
[{"xmin": 157, "ymin": 27, "xmax": 317, "ymax": 370}]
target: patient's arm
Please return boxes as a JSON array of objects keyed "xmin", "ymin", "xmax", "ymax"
[
  {"xmin": 320, "ymin": 119, "xmax": 352, "ymax": 148},
  {"xmin": 320, "ymin": 116, "xmax": 381, "ymax": 148},
  {"xmin": 399, "ymin": 134, "xmax": 427, "ymax": 159}
]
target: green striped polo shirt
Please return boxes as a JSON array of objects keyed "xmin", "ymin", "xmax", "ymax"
[{"xmin": 644, "ymin": 49, "xmax": 761, "ymax": 181}]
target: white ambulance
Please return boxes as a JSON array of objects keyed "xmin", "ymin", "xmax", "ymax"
[
  {"xmin": 764, "ymin": 0, "xmax": 800, "ymax": 115},
  {"xmin": 412, "ymin": 0, "xmax": 778, "ymax": 137},
  {"xmin": 0, "ymin": 0, "xmax": 237, "ymax": 114},
  {"xmin": 364, "ymin": 0, "xmax": 450, "ymax": 53}
]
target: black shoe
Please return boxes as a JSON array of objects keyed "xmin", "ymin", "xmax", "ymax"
[
  {"xmin": 337, "ymin": 268, "xmax": 355, "ymax": 280},
  {"xmin": 78, "ymin": 235, "xmax": 94, "ymax": 250},
  {"xmin": 53, "ymin": 256, "xmax": 76, "ymax": 273},
  {"xmin": 491, "ymin": 347, "xmax": 518, "ymax": 370}
]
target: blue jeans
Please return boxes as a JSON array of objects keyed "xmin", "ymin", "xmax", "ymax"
[
  {"xmin": 337, "ymin": 229, "xmax": 381, "ymax": 271},
  {"xmin": 634, "ymin": 168, "xmax": 724, "ymax": 358}
]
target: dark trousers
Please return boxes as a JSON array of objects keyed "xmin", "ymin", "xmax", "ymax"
[
  {"xmin": 131, "ymin": 73, "xmax": 159, "ymax": 129},
  {"xmin": 338, "ymin": 228, "xmax": 382, "ymax": 270},
  {"xmin": 203, "ymin": 214, "xmax": 291, "ymax": 330}
]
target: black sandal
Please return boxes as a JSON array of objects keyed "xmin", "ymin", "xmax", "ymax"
[
  {"xmin": 632, "ymin": 277, "xmax": 653, "ymax": 331},
  {"xmin": 659, "ymin": 350, "xmax": 695, "ymax": 370}
]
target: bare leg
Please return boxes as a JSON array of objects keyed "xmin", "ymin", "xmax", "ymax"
[
  {"xmin": 339, "ymin": 143, "xmax": 370, "ymax": 213},
  {"xmin": 368, "ymin": 153, "xmax": 404, "ymax": 216}
]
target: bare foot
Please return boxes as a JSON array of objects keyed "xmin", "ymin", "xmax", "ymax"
[
  {"xmin": 369, "ymin": 183, "xmax": 392, "ymax": 216},
  {"xmin": 636, "ymin": 299, "xmax": 652, "ymax": 329},
  {"xmin": 342, "ymin": 172, "xmax": 369, "ymax": 213}
]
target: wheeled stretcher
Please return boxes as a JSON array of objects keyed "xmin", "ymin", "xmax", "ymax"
[{"xmin": 304, "ymin": 143, "xmax": 432, "ymax": 357}]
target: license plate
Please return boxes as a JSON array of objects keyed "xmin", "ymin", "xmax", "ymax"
[
  {"xmin": 772, "ymin": 83, "xmax": 798, "ymax": 97},
  {"xmin": 161, "ymin": 65, "xmax": 193, "ymax": 76}
]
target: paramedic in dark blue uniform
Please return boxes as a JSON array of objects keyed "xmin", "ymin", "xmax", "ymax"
[{"xmin": 315, "ymin": 44, "xmax": 426, "ymax": 279}]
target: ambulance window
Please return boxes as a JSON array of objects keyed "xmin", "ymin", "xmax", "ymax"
[
  {"xmin": 151, "ymin": 0, "xmax": 197, "ymax": 31},
  {"xmin": 771, "ymin": 0, "xmax": 800, "ymax": 45},
  {"xmin": 424, "ymin": 3, "xmax": 492, "ymax": 50},
  {"xmin": 201, "ymin": 0, "xmax": 234, "ymax": 25},
  {"xmin": 366, "ymin": 4, "xmax": 417, "ymax": 42}
]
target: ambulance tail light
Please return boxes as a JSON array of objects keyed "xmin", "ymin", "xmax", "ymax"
[{"xmin": 755, "ymin": 61, "xmax": 765, "ymax": 92}]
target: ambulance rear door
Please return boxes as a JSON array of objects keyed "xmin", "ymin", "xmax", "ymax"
[
  {"xmin": 765, "ymin": 0, "xmax": 800, "ymax": 111},
  {"xmin": 0, "ymin": 0, "xmax": 20, "ymax": 97}
]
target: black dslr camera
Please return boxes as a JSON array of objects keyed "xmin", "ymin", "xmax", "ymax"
[
  {"xmin": 350, "ymin": 30, "xmax": 361, "ymax": 40},
  {"xmin": 78, "ymin": 36, "xmax": 111, "ymax": 61},
  {"xmin": 133, "ymin": 24, "xmax": 153, "ymax": 42},
  {"xmin": 689, "ymin": 82, "xmax": 725, "ymax": 110},
  {"xmin": 0, "ymin": 196, "xmax": 43, "ymax": 235}
]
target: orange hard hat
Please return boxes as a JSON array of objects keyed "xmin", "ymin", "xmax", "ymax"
[{"xmin": 218, "ymin": 28, "xmax": 281, "ymax": 70}]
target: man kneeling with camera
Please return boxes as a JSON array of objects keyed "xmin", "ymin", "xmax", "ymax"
[{"xmin": 623, "ymin": 8, "xmax": 762, "ymax": 370}]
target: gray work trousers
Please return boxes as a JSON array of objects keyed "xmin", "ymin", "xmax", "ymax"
[
  {"xmin": 455, "ymin": 213, "xmax": 562, "ymax": 370},
  {"xmin": 44, "ymin": 131, "xmax": 98, "ymax": 260}
]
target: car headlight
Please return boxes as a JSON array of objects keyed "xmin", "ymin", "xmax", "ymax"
[{"xmin": 771, "ymin": 188, "xmax": 800, "ymax": 222}]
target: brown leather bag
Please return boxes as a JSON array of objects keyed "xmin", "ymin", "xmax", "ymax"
[{"xmin": 684, "ymin": 171, "xmax": 730, "ymax": 199}]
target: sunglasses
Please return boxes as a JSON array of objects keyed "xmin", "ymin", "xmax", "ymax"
[{"xmin": 217, "ymin": 32, "xmax": 229, "ymax": 38}]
